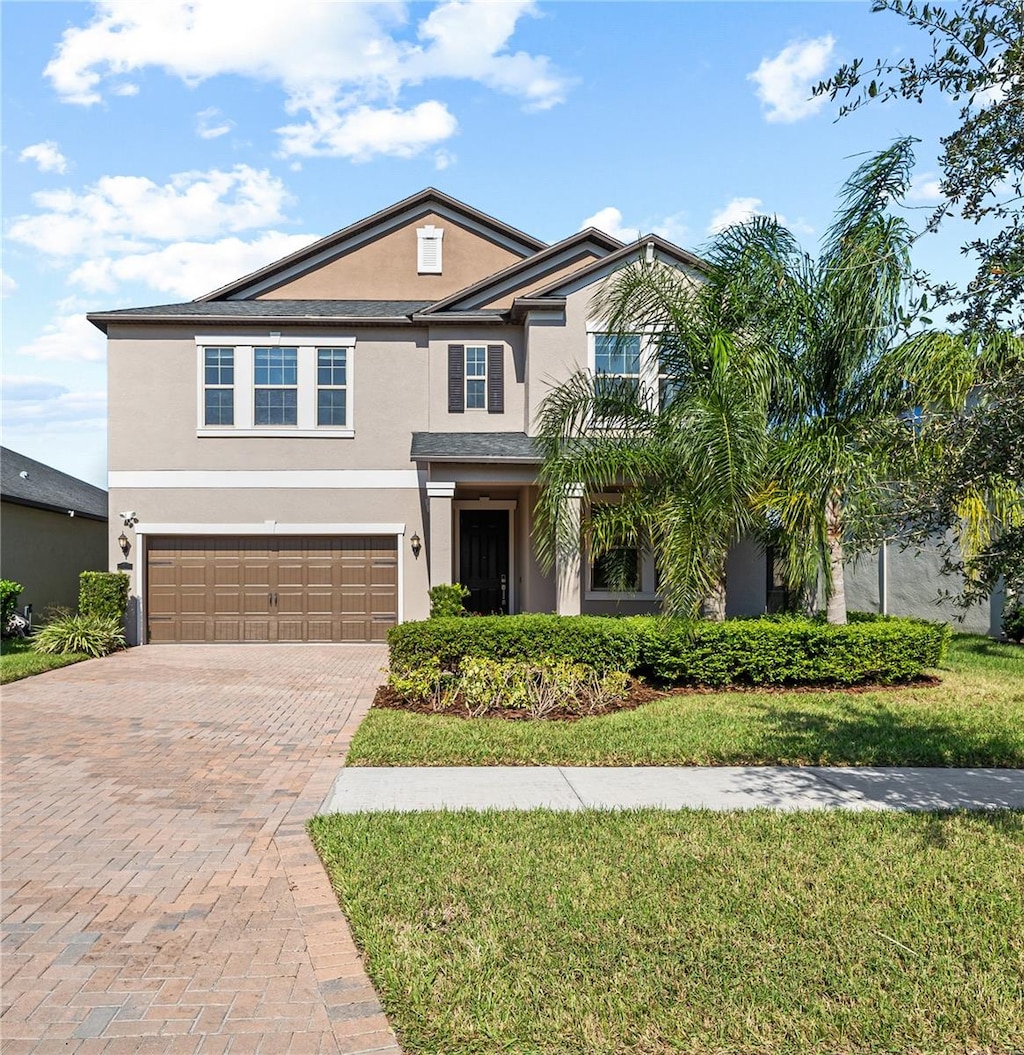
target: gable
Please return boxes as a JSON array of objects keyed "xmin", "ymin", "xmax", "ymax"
[{"xmin": 258, "ymin": 211, "xmax": 527, "ymax": 302}]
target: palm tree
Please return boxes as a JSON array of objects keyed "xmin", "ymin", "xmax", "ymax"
[{"xmin": 536, "ymin": 137, "xmax": 1016, "ymax": 622}]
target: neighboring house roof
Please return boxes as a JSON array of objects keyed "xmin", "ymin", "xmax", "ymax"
[
  {"xmin": 411, "ymin": 432, "xmax": 542, "ymax": 463},
  {"xmin": 197, "ymin": 188, "xmax": 549, "ymax": 302},
  {"xmin": 1, "ymin": 448, "xmax": 107, "ymax": 521},
  {"xmin": 87, "ymin": 300, "xmax": 433, "ymax": 332}
]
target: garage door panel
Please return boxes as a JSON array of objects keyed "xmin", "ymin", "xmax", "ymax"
[{"xmin": 148, "ymin": 534, "xmax": 397, "ymax": 643}]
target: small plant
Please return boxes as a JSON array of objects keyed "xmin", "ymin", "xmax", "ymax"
[
  {"xmin": 1003, "ymin": 601, "xmax": 1024, "ymax": 644},
  {"xmin": 33, "ymin": 612, "xmax": 126, "ymax": 658},
  {"xmin": 428, "ymin": 583, "xmax": 471, "ymax": 619},
  {"xmin": 1, "ymin": 579, "xmax": 24, "ymax": 636},
  {"xmin": 79, "ymin": 571, "xmax": 130, "ymax": 621}
]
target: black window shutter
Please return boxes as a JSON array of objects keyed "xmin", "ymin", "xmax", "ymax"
[
  {"xmin": 487, "ymin": 344, "xmax": 504, "ymax": 414},
  {"xmin": 448, "ymin": 344, "xmax": 465, "ymax": 413}
]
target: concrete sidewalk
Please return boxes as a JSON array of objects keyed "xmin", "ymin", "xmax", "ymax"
[{"xmin": 321, "ymin": 765, "xmax": 1024, "ymax": 814}]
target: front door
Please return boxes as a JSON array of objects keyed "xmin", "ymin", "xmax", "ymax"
[{"xmin": 459, "ymin": 510, "xmax": 509, "ymax": 614}]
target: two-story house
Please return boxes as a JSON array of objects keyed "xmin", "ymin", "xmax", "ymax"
[{"xmin": 89, "ymin": 188, "xmax": 999, "ymax": 644}]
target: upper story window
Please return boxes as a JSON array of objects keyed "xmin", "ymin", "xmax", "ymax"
[
  {"xmin": 417, "ymin": 224, "xmax": 444, "ymax": 274},
  {"xmin": 448, "ymin": 343, "xmax": 504, "ymax": 415},
  {"xmin": 196, "ymin": 336, "xmax": 355, "ymax": 437},
  {"xmin": 589, "ymin": 329, "xmax": 677, "ymax": 414},
  {"xmin": 204, "ymin": 348, "xmax": 234, "ymax": 426}
]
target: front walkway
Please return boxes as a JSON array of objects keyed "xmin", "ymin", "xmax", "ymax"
[
  {"xmin": 322, "ymin": 765, "xmax": 1024, "ymax": 813},
  {"xmin": 1, "ymin": 644, "xmax": 399, "ymax": 1055}
]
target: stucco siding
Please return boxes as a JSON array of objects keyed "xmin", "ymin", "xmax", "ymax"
[{"xmin": 1, "ymin": 502, "xmax": 107, "ymax": 615}]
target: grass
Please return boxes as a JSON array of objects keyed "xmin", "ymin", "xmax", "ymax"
[
  {"xmin": 310, "ymin": 808, "xmax": 1024, "ymax": 1055},
  {"xmin": 348, "ymin": 633, "xmax": 1024, "ymax": 767},
  {"xmin": 0, "ymin": 636, "xmax": 90, "ymax": 683}
]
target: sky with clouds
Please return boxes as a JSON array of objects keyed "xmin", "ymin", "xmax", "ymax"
[{"xmin": 3, "ymin": 1, "xmax": 969, "ymax": 487}]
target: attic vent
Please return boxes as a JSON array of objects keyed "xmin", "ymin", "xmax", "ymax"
[{"xmin": 417, "ymin": 225, "xmax": 444, "ymax": 274}]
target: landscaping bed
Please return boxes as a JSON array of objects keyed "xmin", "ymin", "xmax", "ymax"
[{"xmin": 311, "ymin": 808, "xmax": 1024, "ymax": 1055}]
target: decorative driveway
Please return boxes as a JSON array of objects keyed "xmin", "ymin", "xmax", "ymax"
[{"xmin": 1, "ymin": 644, "xmax": 400, "ymax": 1055}]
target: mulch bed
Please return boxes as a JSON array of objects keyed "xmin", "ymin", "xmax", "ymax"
[{"xmin": 372, "ymin": 674, "xmax": 942, "ymax": 723}]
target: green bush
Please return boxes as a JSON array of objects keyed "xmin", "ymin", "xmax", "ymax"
[
  {"xmin": 428, "ymin": 583, "xmax": 471, "ymax": 618},
  {"xmin": 1003, "ymin": 601, "xmax": 1024, "ymax": 643},
  {"xmin": 389, "ymin": 614, "xmax": 950, "ymax": 687},
  {"xmin": 79, "ymin": 571, "xmax": 129, "ymax": 621},
  {"xmin": 1, "ymin": 579, "xmax": 24, "ymax": 631},
  {"xmin": 639, "ymin": 617, "xmax": 951, "ymax": 686},
  {"xmin": 33, "ymin": 612, "xmax": 126, "ymax": 658},
  {"xmin": 388, "ymin": 615, "xmax": 644, "ymax": 675}
]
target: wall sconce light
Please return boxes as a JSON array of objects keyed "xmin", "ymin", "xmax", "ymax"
[
  {"xmin": 118, "ymin": 531, "xmax": 131, "ymax": 557},
  {"xmin": 410, "ymin": 532, "xmax": 422, "ymax": 558}
]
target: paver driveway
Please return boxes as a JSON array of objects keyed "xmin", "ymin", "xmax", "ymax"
[{"xmin": 1, "ymin": 644, "xmax": 400, "ymax": 1055}]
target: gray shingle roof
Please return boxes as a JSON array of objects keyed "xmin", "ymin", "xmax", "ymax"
[
  {"xmin": 90, "ymin": 299, "xmax": 433, "ymax": 320},
  {"xmin": 411, "ymin": 432, "xmax": 541, "ymax": 463},
  {"xmin": 1, "ymin": 448, "xmax": 108, "ymax": 520}
]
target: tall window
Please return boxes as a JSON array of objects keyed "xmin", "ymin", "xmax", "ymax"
[
  {"xmin": 204, "ymin": 348, "xmax": 234, "ymax": 426},
  {"xmin": 254, "ymin": 347, "xmax": 298, "ymax": 425},
  {"xmin": 317, "ymin": 348, "xmax": 347, "ymax": 427},
  {"xmin": 465, "ymin": 345, "xmax": 487, "ymax": 409},
  {"xmin": 593, "ymin": 334, "xmax": 641, "ymax": 416}
]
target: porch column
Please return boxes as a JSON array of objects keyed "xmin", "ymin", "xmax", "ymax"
[
  {"xmin": 426, "ymin": 481, "xmax": 456, "ymax": 587},
  {"xmin": 555, "ymin": 483, "xmax": 584, "ymax": 616}
]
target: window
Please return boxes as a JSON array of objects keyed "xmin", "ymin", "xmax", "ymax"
[
  {"xmin": 585, "ymin": 494, "xmax": 660, "ymax": 599},
  {"xmin": 317, "ymin": 348, "xmax": 348, "ymax": 426},
  {"xmin": 465, "ymin": 345, "xmax": 487, "ymax": 409},
  {"xmin": 590, "ymin": 547, "xmax": 642, "ymax": 592},
  {"xmin": 204, "ymin": 348, "xmax": 234, "ymax": 426},
  {"xmin": 593, "ymin": 334, "xmax": 641, "ymax": 406},
  {"xmin": 254, "ymin": 347, "xmax": 298, "ymax": 425},
  {"xmin": 417, "ymin": 224, "xmax": 444, "ymax": 273},
  {"xmin": 197, "ymin": 337, "xmax": 355, "ymax": 436},
  {"xmin": 588, "ymin": 329, "xmax": 674, "ymax": 414}
]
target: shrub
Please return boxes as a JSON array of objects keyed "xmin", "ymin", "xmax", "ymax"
[
  {"xmin": 388, "ymin": 655, "xmax": 632, "ymax": 718},
  {"xmin": 79, "ymin": 571, "xmax": 130, "ymax": 621},
  {"xmin": 1, "ymin": 580, "xmax": 24, "ymax": 635},
  {"xmin": 389, "ymin": 613, "xmax": 950, "ymax": 688},
  {"xmin": 428, "ymin": 583, "xmax": 471, "ymax": 619},
  {"xmin": 639, "ymin": 617, "xmax": 951, "ymax": 686},
  {"xmin": 33, "ymin": 612, "xmax": 126, "ymax": 658},
  {"xmin": 1003, "ymin": 601, "xmax": 1024, "ymax": 643},
  {"xmin": 388, "ymin": 615, "xmax": 644, "ymax": 676}
]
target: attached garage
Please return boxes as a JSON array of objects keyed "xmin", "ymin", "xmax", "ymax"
[{"xmin": 146, "ymin": 535, "xmax": 398, "ymax": 643}]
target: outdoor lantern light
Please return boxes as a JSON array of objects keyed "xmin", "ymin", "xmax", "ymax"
[
  {"xmin": 118, "ymin": 531, "xmax": 130, "ymax": 557},
  {"xmin": 410, "ymin": 532, "xmax": 422, "ymax": 558}
]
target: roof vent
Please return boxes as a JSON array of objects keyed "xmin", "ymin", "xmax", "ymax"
[
  {"xmin": 417, "ymin": 225, "xmax": 444, "ymax": 274},
  {"xmin": 19, "ymin": 470, "xmax": 29, "ymax": 479}
]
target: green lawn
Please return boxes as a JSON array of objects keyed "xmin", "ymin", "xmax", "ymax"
[
  {"xmin": 348, "ymin": 634, "xmax": 1024, "ymax": 767},
  {"xmin": 310, "ymin": 809, "xmax": 1024, "ymax": 1055},
  {"xmin": 0, "ymin": 637, "xmax": 90, "ymax": 684}
]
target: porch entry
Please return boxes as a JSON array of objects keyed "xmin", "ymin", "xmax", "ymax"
[{"xmin": 458, "ymin": 509, "xmax": 510, "ymax": 614}]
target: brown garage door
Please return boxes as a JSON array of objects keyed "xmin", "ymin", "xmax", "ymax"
[{"xmin": 147, "ymin": 535, "xmax": 398, "ymax": 643}]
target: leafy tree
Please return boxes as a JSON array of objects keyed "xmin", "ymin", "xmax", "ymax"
[{"xmin": 816, "ymin": 0, "xmax": 1024, "ymax": 330}]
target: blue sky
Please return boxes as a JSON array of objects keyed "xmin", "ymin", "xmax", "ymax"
[{"xmin": 2, "ymin": 1, "xmax": 972, "ymax": 487}]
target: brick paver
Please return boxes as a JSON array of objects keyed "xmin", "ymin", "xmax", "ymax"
[{"xmin": 1, "ymin": 644, "xmax": 401, "ymax": 1054}]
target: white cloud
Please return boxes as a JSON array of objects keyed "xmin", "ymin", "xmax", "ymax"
[
  {"xmin": 19, "ymin": 140, "xmax": 69, "ymax": 174},
  {"xmin": 580, "ymin": 207, "xmax": 690, "ymax": 247},
  {"xmin": 2, "ymin": 375, "xmax": 72, "ymax": 403},
  {"xmin": 749, "ymin": 35, "xmax": 835, "ymax": 123},
  {"xmin": 707, "ymin": 196, "xmax": 813, "ymax": 237},
  {"xmin": 44, "ymin": 0, "xmax": 569, "ymax": 160},
  {"xmin": 434, "ymin": 149, "xmax": 456, "ymax": 171},
  {"xmin": 15, "ymin": 313, "xmax": 108, "ymax": 363},
  {"xmin": 1, "ymin": 379, "xmax": 107, "ymax": 440},
  {"xmin": 1, "ymin": 270, "xmax": 16, "ymax": 298},
  {"xmin": 908, "ymin": 172, "xmax": 945, "ymax": 203},
  {"xmin": 69, "ymin": 231, "xmax": 317, "ymax": 299},
  {"xmin": 7, "ymin": 165, "xmax": 291, "ymax": 258},
  {"xmin": 196, "ymin": 106, "xmax": 234, "ymax": 139},
  {"xmin": 277, "ymin": 101, "xmax": 458, "ymax": 161}
]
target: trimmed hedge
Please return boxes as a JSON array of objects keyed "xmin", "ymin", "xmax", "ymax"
[
  {"xmin": 389, "ymin": 615, "xmax": 644, "ymax": 675},
  {"xmin": 79, "ymin": 571, "xmax": 130, "ymax": 621},
  {"xmin": 388, "ymin": 614, "xmax": 951, "ymax": 687}
]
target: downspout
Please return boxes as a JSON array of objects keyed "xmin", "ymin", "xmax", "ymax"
[{"xmin": 879, "ymin": 542, "xmax": 888, "ymax": 616}]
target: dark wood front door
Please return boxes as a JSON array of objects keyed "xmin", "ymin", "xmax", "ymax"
[{"xmin": 459, "ymin": 510, "xmax": 509, "ymax": 614}]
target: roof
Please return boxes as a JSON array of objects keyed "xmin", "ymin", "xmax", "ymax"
[
  {"xmin": 87, "ymin": 300, "xmax": 434, "ymax": 332},
  {"xmin": 1, "ymin": 448, "xmax": 108, "ymax": 520},
  {"xmin": 411, "ymin": 432, "xmax": 541, "ymax": 463},
  {"xmin": 198, "ymin": 188, "xmax": 548, "ymax": 302}
]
